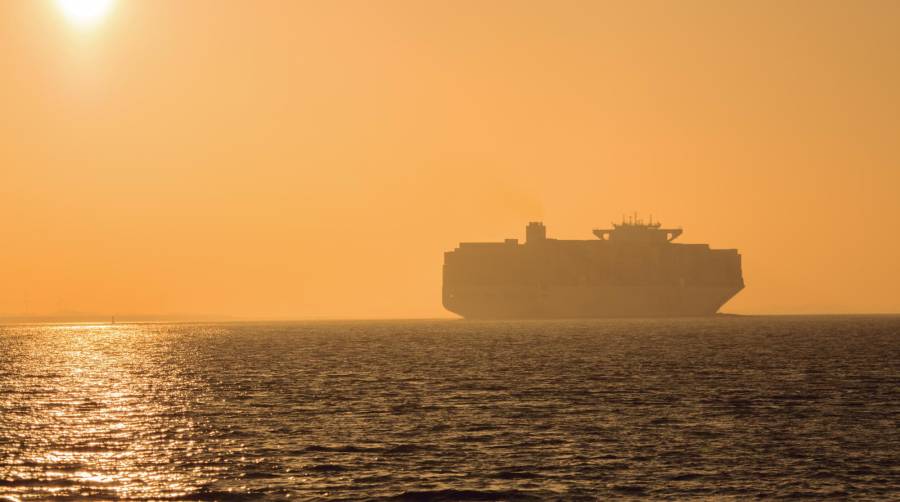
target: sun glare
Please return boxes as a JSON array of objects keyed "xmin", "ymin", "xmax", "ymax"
[{"xmin": 56, "ymin": 0, "xmax": 116, "ymax": 28}]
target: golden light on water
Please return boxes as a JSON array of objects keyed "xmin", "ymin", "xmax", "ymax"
[
  {"xmin": 55, "ymin": 0, "xmax": 116, "ymax": 28},
  {"xmin": 2, "ymin": 325, "xmax": 208, "ymax": 499}
]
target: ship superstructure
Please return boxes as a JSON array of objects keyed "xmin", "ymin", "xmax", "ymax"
[{"xmin": 442, "ymin": 217, "xmax": 744, "ymax": 318}]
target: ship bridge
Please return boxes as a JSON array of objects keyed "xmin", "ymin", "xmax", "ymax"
[{"xmin": 593, "ymin": 216, "xmax": 682, "ymax": 243}]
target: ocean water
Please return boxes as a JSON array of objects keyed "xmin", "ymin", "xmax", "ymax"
[{"xmin": 1, "ymin": 317, "xmax": 898, "ymax": 500}]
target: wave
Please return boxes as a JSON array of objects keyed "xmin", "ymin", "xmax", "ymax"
[
  {"xmin": 299, "ymin": 443, "xmax": 423, "ymax": 454},
  {"xmin": 379, "ymin": 489, "xmax": 543, "ymax": 501}
]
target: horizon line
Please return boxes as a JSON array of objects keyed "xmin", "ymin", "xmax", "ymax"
[{"xmin": 2, "ymin": 312, "xmax": 900, "ymax": 327}]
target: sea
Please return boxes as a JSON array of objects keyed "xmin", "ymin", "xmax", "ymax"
[{"xmin": 1, "ymin": 316, "xmax": 898, "ymax": 500}]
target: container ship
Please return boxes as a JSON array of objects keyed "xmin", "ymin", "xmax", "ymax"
[{"xmin": 442, "ymin": 217, "xmax": 744, "ymax": 318}]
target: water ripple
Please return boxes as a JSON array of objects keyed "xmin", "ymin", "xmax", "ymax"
[{"xmin": 1, "ymin": 317, "xmax": 899, "ymax": 499}]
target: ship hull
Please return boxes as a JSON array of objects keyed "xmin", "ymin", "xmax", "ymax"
[{"xmin": 443, "ymin": 284, "xmax": 744, "ymax": 319}]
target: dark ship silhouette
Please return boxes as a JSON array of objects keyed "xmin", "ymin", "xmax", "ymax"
[{"xmin": 443, "ymin": 217, "xmax": 744, "ymax": 318}]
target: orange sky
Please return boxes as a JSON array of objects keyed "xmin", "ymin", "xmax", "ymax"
[{"xmin": 2, "ymin": 0, "xmax": 899, "ymax": 319}]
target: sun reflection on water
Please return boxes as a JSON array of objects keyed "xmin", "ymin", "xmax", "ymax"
[{"xmin": 0, "ymin": 324, "xmax": 218, "ymax": 499}]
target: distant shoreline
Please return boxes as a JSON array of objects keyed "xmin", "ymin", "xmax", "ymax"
[{"xmin": 0, "ymin": 314, "xmax": 238, "ymax": 325}]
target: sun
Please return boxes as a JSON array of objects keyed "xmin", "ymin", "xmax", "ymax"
[{"xmin": 56, "ymin": 0, "xmax": 116, "ymax": 28}]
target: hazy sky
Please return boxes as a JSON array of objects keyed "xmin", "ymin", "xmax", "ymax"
[{"xmin": 2, "ymin": 0, "xmax": 899, "ymax": 318}]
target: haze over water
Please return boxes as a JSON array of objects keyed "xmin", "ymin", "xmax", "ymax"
[
  {"xmin": 3, "ymin": 1, "xmax": 900, "ymax": 320},
  {"xmin": 2, "ymin": 316, "xmax": 898, "ymax": 500}
]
